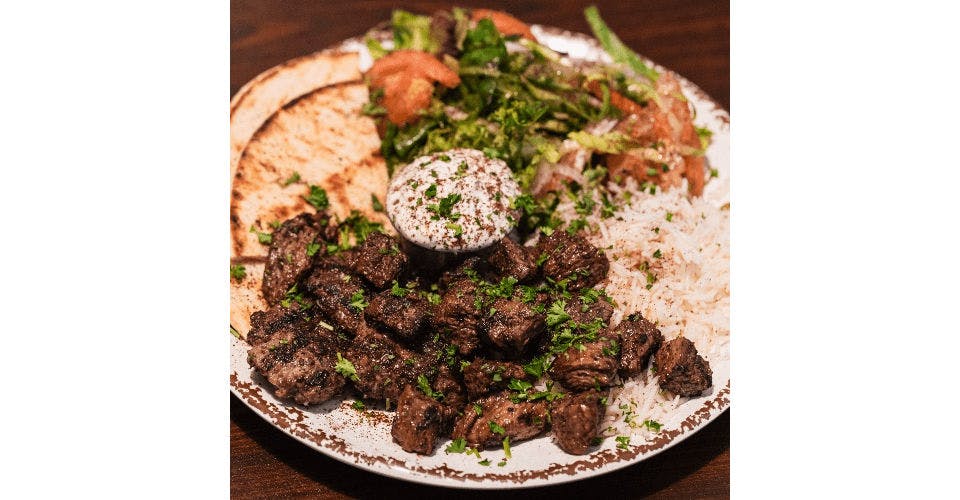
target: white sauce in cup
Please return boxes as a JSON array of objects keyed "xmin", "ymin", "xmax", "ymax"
[{"xmin": 386, "ymin": 148, "xmax": 521, "ymax": 252}]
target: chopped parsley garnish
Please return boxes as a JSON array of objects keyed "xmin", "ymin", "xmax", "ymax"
[
  {"xmin": 602, "ymin": 338, "xmax": 620, "ymax": 356},
  {"xmin": 445, "ymin": 438, "xmax": 467, "ymax": 454},
  {"xmin": 416, "ymin": 374, "xmax": 444, "ymax": 400},
  {"xmin": 370, "ymin": 194, "xmax": 385, "ymax": 212},
  {"xmin": 390, "ymin": 280, "xmax": 410, "ymax": 297},
  {"xmin": 303, "ymin": 185, "xmax": 330, "ymax": 211},
  {"xmin": 473, "ymin": 403, "xmax": 483, "ymax": 415},
  {"xmin": 334, "ymin": 353, "xmax": 358, "ymax": 382},
  {"xmin": 653, "ymin": 249, "xmax": 662, "ymax": 259},
  {"xmin": 446, "ymin": 222, "xmax": 463, "ymax": 237},
  {"xmin": 427, "ymin": 193, "xmax": 462, "ymax": 220},
  {"xmin": 497, "ymin": 460, "xmax": 507, "ymax": 467},
  {"xmin": 352, "ymin": 400, "xmax": 365, "ymax": 411},
  {"xmin": 535, "ymin": 253, "xmax": 549, "ymax": 266},
  {"xmin": 282, "ymin": 171, "xmax": 301, "ymax": 186},
  {"xmin": 488, "ymin": 421, "xmax": 506, "ymax": 436},
  {"xmin": 665, "ymin": 212, "xmax": 674, "ymax": 222},
  {"xmin": 523, "ymin": 355, "xmax": 549, "ymax": 378},
  {"xmin": 424, "ymin": 183, "xmax": 437, "ymax": 198},
  {"xmin": 306, "ymin": 242, "xmax": 321, "ymax": 257},
  {"xmin": 642, "ymin": 419, "xmax": 662, "ymax": 432},
  {"xmin": 249, "ymin": 225, "xmax": 272, "ymax": 245},
  {"xmin": 478, "ymin": 459, "xmax": 491, "ymax": 466},
  {"xmin": 546, "ymin": 300, "xmax": 571, "ymax": 327},
  {"xmin": 615, "ymin": 435, "xmax": 631, "ymax": 450},
  {"xmin": 230, "ymin": 264, "xmax": 246, "ymax": 281},
  {"xmin": 349, "ymin": 290, "xmax": 368, "ymax": 312},
  {"xmin": 710, "ymin": 168, "xmax": 719, "ymax": 178},
  {"xmin": 507, "ymin": 378, "xmax": 532, "ymax": 393}
]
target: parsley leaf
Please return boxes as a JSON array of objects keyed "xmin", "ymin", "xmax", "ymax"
[
  {"xmin": 425, "ymin": 183, "xmax": 437, "ymax": 198},
  {"xmin": 282, "ymin": 171, "xmax": 301, "ymax": 186},
  {"xmin": 371, "ymin": 194, "xmax": 384, "ymax": 213},
  {"xmin": 249, "ymin": 225, "xmax": 272, "ymax": 245},
  {"xmin": 546, "ymin": 300, "xmax": 571, "ymax": 327},
  {"xmin": 488, "ymin": 421, "xmax": 506, "ymax": 436},
  {"xmin": 642, "ymin": 419, "xmax": 662, "ymax": 432},
  {"xmin": 615, "ymin": 435, "xmax": 631, "ymax": 450},
  {"xmin": 445, "ymin": 438, "xmax": 467, "ymax": 454},
  {"xmin": 349, "ymin": 290, "xmax": 368, "ymax": 312},
  {"xmin": 352, "ymin": 400, "xmax": 365, "ymax": 411},
  {"xmin": 306, "ymin": 242, "xmax": 321, "ymax": 257},
  {"xmin": 416, "ymin": 374, "xmax": 444, "ymax": 401},
  {"xmin": 334, "ymin": 353, "xmax": 359, "ymax": 382},
  {"xmin": 303, "ymin": 185, "xmax": 330, "ymax": 211},
  {"xmin": 230, "ymin": 264, "xmax": 246, "ymax": 281}
]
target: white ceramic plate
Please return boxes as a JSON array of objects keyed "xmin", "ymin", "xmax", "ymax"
[{"xmin": 230, "ymin": 24, "xmax": 729, "ymax": 489}]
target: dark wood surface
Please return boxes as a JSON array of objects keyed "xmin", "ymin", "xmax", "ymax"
[{"xmin": 231, "ymin": 1, "xmax": 729, "ymax": 497}]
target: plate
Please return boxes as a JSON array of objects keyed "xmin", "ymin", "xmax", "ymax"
[{"xmin": 230, "ymin": 23, "xmax": 729, "ymax": 489}]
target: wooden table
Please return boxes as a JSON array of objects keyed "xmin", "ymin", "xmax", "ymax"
[{"xmin": 231, "ymin": 1, "xmax": 729, "ymax": 497}]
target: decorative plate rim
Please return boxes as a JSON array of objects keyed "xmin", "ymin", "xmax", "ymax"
[{"xmin": 230, "ymin": 23, "xmax": 729, "ymax": 489}]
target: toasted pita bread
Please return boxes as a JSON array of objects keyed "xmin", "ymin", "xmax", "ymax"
[
  {"xmin": 230, "ymin": 50, "xmax": 364, "ymax": 175},
  {"xmin": 230, "ymin": 51, "xmax": 391, "ymax": 338}
]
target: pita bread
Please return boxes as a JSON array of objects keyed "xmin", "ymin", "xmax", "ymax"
[{"xmin": 230, "ymin": 52, "xmax": 391, "ymax": 338}]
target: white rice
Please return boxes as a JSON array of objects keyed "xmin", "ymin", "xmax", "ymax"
[{"xmin": 553, "ymin": 176, "xmax": 730, "ymax": 442}]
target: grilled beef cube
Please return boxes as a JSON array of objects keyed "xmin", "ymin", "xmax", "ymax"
[
  {"xmin": 302, "ymin": 268, "xmax": 368, "ymax": 337},
  {"xmin": 462, "ymin": 359, "xmax": 528, "ymax": 400},
  {"xmin": 433, "ymin": 365, "xmax": 467, "ymax": 412},
  {"xmin": 364, "ymin": 290, "xmax": 429, "ymax": 342},
  {"xmin": 549, "ymin": 335, "xmax": 620, "ymax": 391},
  {"xmin": 451, "ymin": 393, "xmax": 549, "ymax": 449},
  {"xmin": 655, "ymin": 337, "xmax": 712, "ymax": 396},
  {"xmin": 435, "ymin": 280, "xmax": 483, "ymax": 355},
  {"xmin": 551, "ymin": 390, "xmax": 605, "ymax": 455},
  {"xmin": 391, "ymin": 385, "xmax": 456, "ymax": 455},
  {"xmin": 617, "ymin": 313, "xmax": 664, "ymax": 379},
  {"xmin": 535, "ymin": 231, "xmax": 609, "ymax": 290},
  {"xmin": 261, "ymin": 213, "xmax": 332, "ymax": 305},
  {"xmin": 247, "ymin": 328, "xmax": 345, "ymax": 405},
  {"xmin": 338, "ymin": 232, "xmax": 407, "ymax": 289},
  {"xmin": 565, "ymin": 292, "xmax": 614, "ymax": 325},
  {"xmin": 437, "ymin": 256, "xmax": 490, "ymax": 289},
  {"xmin": 246, "ymin": 301, "xmax": 311, "ymax": 346},
  {"xmin": 345, "ymin": 330, "xmax": 429, "ymax": 402},
  {"xmin": 481, "ymin": 298, "xmax": 545, "ymax": 357},
  {"xmin": 485, "ymin": 236, "xmax": 537, "ymax": 282}
]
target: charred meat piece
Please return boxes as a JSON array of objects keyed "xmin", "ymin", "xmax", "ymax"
[
  {"xmin": 338, "ymin": 232, "xmax": 407, "ymax": 289},
  {"xmin": 391, "ymin": 385, "xmax": 455, "ymax": 455},
  {"xmin": 452, "ymin": 393, "xmax": 549, "ymax": 449},
  {"xmin": 437, "ymin": 256, "xmax": 490, "ymax": 289},
  {"xmin": 482, "ymin": 298, "xmax": 546, "ymax": 357},
  {"xmin": 345, "ymin": 330, "xmax": 429, "ymax": 402},
  {"xmin": 617, "ymin": 313, "xmax": 664, "ymax": 379},
  {"xmin": 247, "ymin": 328, "xmax": 345, "ymax": 406},
  {"xmin": 549, "ymin": 335, "xmax": 620, "ymax": 391},
  {"xmin": 485, "ymin": 236, "xmax": 537, "ymax": 282},
  {"xmin": 462, "ymin": 359, "xmax": 528, "ymax": 400},
  {"xmin": 435, "ymin": 279, "xmax": 483, "ymax": 356},
  {"xmin": 261, "ymin": 213, "xmax": 333, "ymax": 305},
  {"xmin": 433, "ymin": 365, "xmax": 467, "ymax": 412},
  {"xmin": 364, "ymin": 289, "xmax": 429, "ymax": 343},
  {"xmin": 565, "ymin": 292, "xmax": 614, "ymax": 326},
  {"xmin": 552, "ymin": 390, "xmax": 605, "ymax": 455},
  {"xmin": 655, "ymin": 337, "xmax": 712, "ymax": 396},
  {"xmin": 246, "ymin": 301, "xmax": 311, "ymax": 346},
  {"xmin": 535, "ymin": 231, "xmax": 609, "ymax": 290},
  {"xmin": 302, "ymin": 267, "xmax": 368, "ymax": 337}
]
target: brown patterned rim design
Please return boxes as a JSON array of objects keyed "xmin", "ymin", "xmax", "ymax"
[{"xmin": 230, "ymin": 24, "xmax": 730, "ymax": 488}]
